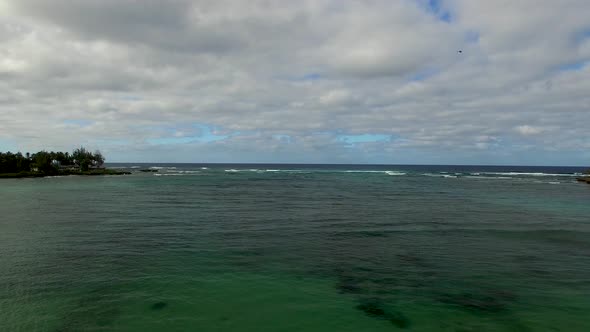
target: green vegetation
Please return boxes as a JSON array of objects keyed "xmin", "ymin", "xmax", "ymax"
[{"xmin": 0, "ymin": 147, "xmax": 129, "ymax": 178}]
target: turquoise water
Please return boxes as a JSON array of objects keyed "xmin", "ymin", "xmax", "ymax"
[{"xmin": 1, "ymin": 164, "xmax": 589, "ymax": 331}]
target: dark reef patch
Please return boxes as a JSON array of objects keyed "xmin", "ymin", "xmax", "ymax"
[
  {"xmin": 387, "ymin": 310, "xmax": 411, "ymax": 329},
  {"xmin": 357, "ymin": 301, "xmax": 387, "ymax": 318},
  {"xmin": 151, "ymin": 301, "xmax": 168, "ymax": 310},
  {"xmin": 356, "ymin": 299, "xmax": 410, "ymax": 328}
]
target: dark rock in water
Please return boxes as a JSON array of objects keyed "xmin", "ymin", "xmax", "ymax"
[
  {"xmin": 151, "ymin": 302, "xmax": 167, "ymax": 310},
  {"xmin": 356, "ymin": 300, "xmax": 411, "ymax": 328},
  {"xmin": 139, "ymin": 169, "xmax": 158, "ymax": 172},
  {"xmin": 388, "ymin": 310, "xmax": 411, "ymax": 329},
  {"xmin": 357, "ymin": 301, "xmax": 387, "ymax": 318}
]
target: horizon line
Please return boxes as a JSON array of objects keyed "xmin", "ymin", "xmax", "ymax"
[{"xmin": 105, "ymin": 162, "xmax": 589, "ymax": 168}]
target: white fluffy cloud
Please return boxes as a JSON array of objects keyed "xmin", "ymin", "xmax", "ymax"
[{"xmin": 0, "ymin": 0, "xmax": 589, "ymax": 164}]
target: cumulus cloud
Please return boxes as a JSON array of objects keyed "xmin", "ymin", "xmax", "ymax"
[{"xmin": 0, "ymin": 0, "xmax": 589, "ymax": 164}]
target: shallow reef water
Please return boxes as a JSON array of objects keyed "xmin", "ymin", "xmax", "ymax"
[{"xmin": 1, "ymin": 164, "xmax": 589, "ymax": 331}]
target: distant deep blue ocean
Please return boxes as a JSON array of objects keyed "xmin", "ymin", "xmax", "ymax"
[{"xmin": 1, "ymin": 164, "xmax": 589, "ymax": 331}]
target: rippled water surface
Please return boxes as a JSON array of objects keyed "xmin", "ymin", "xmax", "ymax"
[{"xmin": 1, "ymin": 164, "xmax": 589, "ymax": 331}]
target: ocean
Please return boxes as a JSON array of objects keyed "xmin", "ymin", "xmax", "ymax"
[{"xmin": 1, "ymin": 164, "xmax": 589, "ymax": 331}]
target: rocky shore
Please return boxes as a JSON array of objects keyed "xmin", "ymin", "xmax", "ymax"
[{"xmin": 0, "ymin": 169, "xmax": 132, "ymax": 179}]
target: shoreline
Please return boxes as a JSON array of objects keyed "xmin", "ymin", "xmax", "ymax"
[{"xmin": 0, "ymin": 169, "xmax": 132, "ymax": 179}]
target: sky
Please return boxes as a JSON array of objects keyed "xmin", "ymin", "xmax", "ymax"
[{"xmin": 0, "ymin": 0, "xmax": 589, "ymax": 165}]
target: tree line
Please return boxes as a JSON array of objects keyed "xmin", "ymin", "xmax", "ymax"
[{"xmin": 0, "ymin": 147, "xmax": 104, "ymax": 174}]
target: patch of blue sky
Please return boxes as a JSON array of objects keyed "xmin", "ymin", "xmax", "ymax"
[
  {"xmin": 63, "ymin": 119, "xmax": 93, "ymax": 127},
  {"xmin": 338, "ymin": 134, "xmax": 391, "ymax": 144},
  {"xmin": 558, "ymin": 61, "xmax": 587, "ymax": 72},
  {"xmin": 147, "ymin": 123, "xmax": 229, "ymax": 145},
  {"xmin": 574, "ymin": 28, "xmax": 590, "ymax": 44},
  {"xmin": 273, "ymin": 134, "xmax": 292, "ymax": 143},
  {"xmin": 423, "ymin": 0, "xmax": 452, "ymax": 23},
  {"xmin": 302, "ymin": 73, "xmax": 322, "ymax": 81},
  {"xmin": 194, "ymin": 124, "xmax": 229, "ymax": 142},
  {"xmin": 427, "ymin": 0, "xmax": 441, "ymax": 12},
  {"xmin": 439, "ymin": 12, "xmax": 451, "ymax": 23},
  {"xmin": 409, "ymin": 68, "xmax": 439, "ymax": 82},
  {"xmin": 281, "ymin": 72, "xmax": 323, "ymax": 82},
  {"xmin": 0, "ymin": 138, "xmax": 17, "ymax": 152}
]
